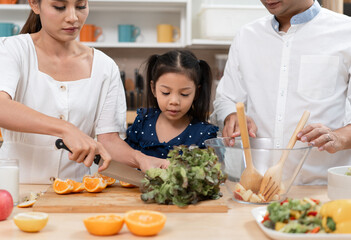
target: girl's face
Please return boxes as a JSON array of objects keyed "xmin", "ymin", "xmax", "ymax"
[
  {"xmin": 30, "ymin": 0, "xmax": 89, "ymax": 41},
  {"xmin": 152, "ymin": 73, "xmax": 196, "ymax": 123}
]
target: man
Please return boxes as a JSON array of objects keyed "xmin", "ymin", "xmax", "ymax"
[{"xmin": 212, "ymin": 0, "xmax": 351, "ymax": 184}]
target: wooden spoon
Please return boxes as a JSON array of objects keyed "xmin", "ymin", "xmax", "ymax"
[
  {"xmin": 236, "ymin": 102, "xmax": 263, "ymax": 193},
  {"xmin": 259, "ymin": 110, "xmax": 310, "ymax": 201}
]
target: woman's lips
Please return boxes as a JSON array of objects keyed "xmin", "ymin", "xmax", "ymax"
[
  {"xmin": 266, "ymin": 1, "xmax": 280, "ymax": 9},
  {"xmin": 62, "ymin": 27, "xmax": 78, "ymax": 33}
]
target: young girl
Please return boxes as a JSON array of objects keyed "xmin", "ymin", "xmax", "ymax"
[
  {"xmin": 125, "ymin": 50, "xmax": 218, "ymax": 158},
  {"xmin": 0, "ymin": 0, "xmax": 168, "ymax": 184}
]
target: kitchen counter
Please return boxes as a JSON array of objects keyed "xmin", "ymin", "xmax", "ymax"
[{"xmin": 0, "ymin": 184, "xmax": 328, "ymax": 240}]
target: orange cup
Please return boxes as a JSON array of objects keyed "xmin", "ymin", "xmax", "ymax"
[
  {"xmin": 0, "ymin": 0, "xmax": 17, "ymax": 3},
  {"xmin": 80, "ymin": 24, "xmax": 102, "ymax": 42}
]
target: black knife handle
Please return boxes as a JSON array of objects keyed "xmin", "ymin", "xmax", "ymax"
[{"xmin": 55, "ymin": 139, "xmax": 101, "ymax": 165}]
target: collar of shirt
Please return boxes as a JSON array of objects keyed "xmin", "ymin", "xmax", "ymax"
[{"xmin": 271, "ymin": 0, "xmax": 321, "ymax": 32}]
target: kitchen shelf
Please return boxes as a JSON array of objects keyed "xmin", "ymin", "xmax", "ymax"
[
  {"xmin": 83, "ymin": 42, "xmax": 186, "ymax": 48},
  {"xmin": 191, "ymin": 38, "xmax": 231, "ymax": 49}
]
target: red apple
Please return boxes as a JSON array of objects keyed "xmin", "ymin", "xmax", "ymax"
[{"xmin": 0, "ymin": 189, "xmax": 13, "ymax": 221}]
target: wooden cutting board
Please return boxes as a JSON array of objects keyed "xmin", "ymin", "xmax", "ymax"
[{"xmin": 33, "ymin": 183, "xmax": 229, "ymax": 213}]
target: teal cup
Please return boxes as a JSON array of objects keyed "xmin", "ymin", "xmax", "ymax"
[
  {"xmin": 118, "ymin": 24, "xmax": 141, "ymax": 42},
  {"xmin": 0, "ymin": 23, "xmax": 20, "ymax": 37}
]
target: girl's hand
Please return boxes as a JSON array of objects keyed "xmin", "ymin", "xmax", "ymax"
[
  {"xmin": 61, "ymin": 124, "xmax": 112, "ymax": 170},
  {"xmin": 297, "ymin": 123, "xmax": 342, "ymax": 153},
  {"xmin": 222, "ymin": 112, "xmax": 257, "ymax": 146},
  {"xmin": 136, "ymin": 152, "xmax": 170, "ymax": 172}
]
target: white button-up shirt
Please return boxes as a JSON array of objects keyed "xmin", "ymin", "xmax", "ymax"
[
  {"xmin": 0, "ymin": 34, "xmax": 127, "ymax": 184},
  {"xmin": 212, "ymin": 1, "xmax": 351, "ymax": 185}
]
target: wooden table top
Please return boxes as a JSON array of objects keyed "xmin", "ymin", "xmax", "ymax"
[{"xmin": 0, "ymin": 184, "xmax": 329, "ymax": 240}]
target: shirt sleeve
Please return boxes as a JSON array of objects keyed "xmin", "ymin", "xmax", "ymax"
[
  {"xmin": 0, "ymin": 37, "xmax": 21, "ymax": 99},
  {"xmin": 95, "ymin": 58, "xmax": 127, "ymax": 134},
  {"xmin": 211, "ymin": 31, "xmax": 248, "ymax": 128}
]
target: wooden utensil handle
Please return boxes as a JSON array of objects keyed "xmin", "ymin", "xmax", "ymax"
[
  {"xmin": 286, "ymin": 111, "xmax": 310, "ymax": 149},
  {"xmin": 236, "ymin": 102, "xmax": 251, "ymax": 149}
]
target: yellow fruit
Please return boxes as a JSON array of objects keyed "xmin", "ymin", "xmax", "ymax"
[
  {"xmin": 13, "ymin": 212, "xmax": 49, "ymax": 232},
  {"xmin": 119, "ymin": 181, "xmax": 137, "ymax": 188},
  {"xmin": 83, "ymin": 176, "xmax": 107, "ymax": 193},
  {"xmin": 94, "ymin": 173, "xmax": 116, "ymax": 186},
  {"xmin": 53, "ymin": 178, "xmax": 74, "ymax": 194},
  {"xmin": 124, "ymin": 210, "xmax": 166, "ymax": 236},
  {"xmin": 83, "ymin": 214, "xmax": 124, "ymax": 236},
  {"xmin": 17, "ymin": 200, "xmax": 36, "ymax": 208}
]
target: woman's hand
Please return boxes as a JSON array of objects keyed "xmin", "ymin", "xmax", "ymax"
[
  {"xmin": 297, "ymin": 123, "xmax": 344, "ymax": 153},
  {"xmin": 61, "ymin": 124, "xmax": 111, "ymax": 170},
  {"xmin": 222, "ymin": 112, "xmax": 257, "ymax": 145}
]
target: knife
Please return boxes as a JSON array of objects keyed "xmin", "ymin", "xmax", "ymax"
[{"xmin": 55, "ymin": 139, "xmax": 144, "ymax": 187}]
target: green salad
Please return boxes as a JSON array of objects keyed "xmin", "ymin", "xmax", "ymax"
[
  {"xmin": 262, "ymin": 198, "xmax": 325, "ymax": 233},
  {"xmin": 345, "ymin": 167, "xmax": 351, "ymax": 176}
]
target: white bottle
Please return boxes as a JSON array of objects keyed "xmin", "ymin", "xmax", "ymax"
[{"xmin": 0, "ymin": 159, "xmax": 19, "ymax": 205}]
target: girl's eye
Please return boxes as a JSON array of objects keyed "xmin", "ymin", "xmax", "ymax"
[
  {"xmin": 181, "ymin": 94, "xmax": 190, "ymax": 97},
  {"xmin": 161, "ymin": 92, "xmax": 170, "ymax": 95},
  {"xmin": 54, "ymin": 6, "xmax": 65, "ymax": 11}
]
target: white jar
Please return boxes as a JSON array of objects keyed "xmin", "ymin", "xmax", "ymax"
[{"xmin": 0, "ymin": 159, "xmax": 19, "ymax": 205}]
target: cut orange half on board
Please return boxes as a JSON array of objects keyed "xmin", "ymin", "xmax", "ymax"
[
  {"xmin": 83, "ymin": 176, "xmax": 107, "ymax": 193},
  {"xmin": 94, "ymin": 173, "xmax": 116, "ymax": 186},
  {"xmin": 124, "ymin": 210, "xmax": 166, "ymax": 236},
  {"xmin": 67, "ymin": 179, "xmax": 85, "ymax": 193},
  {"xmin": 84, "ymin": 214, "xmax": 124, "ymax": 236},
  {"xmin": 119, "ymin": 181, "xmax": 136, "ymax": 188},
  {"xmin": 53, "ymin": 178, "xmax": 74, "ymax": 194}
]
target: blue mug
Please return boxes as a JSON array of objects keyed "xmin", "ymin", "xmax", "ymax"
[
  {"xmin": 0, "ymin": 23, "xmax": 20, "ymax": 37},
  {"xmin": 118, "ymin": 24, "xmax": 141, "ymax": 42}
]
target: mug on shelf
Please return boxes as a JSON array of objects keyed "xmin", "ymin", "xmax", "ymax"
[
  {"xmin": 118, "ymin": 24, "xmax": 140, "ymax": 42},
  {"xmin": 0, "ymin": 23, "xmax": 20, "ymax": 37},
  {"xmin": 80, "ymin": 24, "xmax": 103, "ymax": 42},
  {"xmin": 157, "ymin": 24, "xmax": 180, "ymax": 43},
  {"xmin": 0, "ymin": 0, "xmax": 17, "ymax": 4}
]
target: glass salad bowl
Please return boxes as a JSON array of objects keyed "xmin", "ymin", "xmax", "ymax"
[{"xmin": 205, "ymin": 137, "xmax": 312, "ymax": 204}]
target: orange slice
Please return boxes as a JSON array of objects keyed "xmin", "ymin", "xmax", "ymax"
[
  {"xmin": 124, "ymin": 210, "xmax": 166, "ymax": 236},
  {"xmin": 83, "ymin": 176, "xmax": 107, "ymax": 193},
  {"xmin": 53, "ymin": 178, "xmax": 74, "ymax": 194},
  {"xmin": 119, "ymin": 181, "xmax": 136, "ymax": 188},
  {"xmin": 17, "ymin": 200, "xmax": 36, "ymax": 208},
  {"xmin": 67, "ymin": 179, "xmax": 85, "ymax": 193},
  {"xmin": 94, "ymin": 173, "xmax": 116, "ymax": 186},
  {"xmin": 84, "ymin": 214, "xmax": 124, "ymax": 236}
]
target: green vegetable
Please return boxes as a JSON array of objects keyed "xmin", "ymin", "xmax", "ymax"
[
  {"xmin": 140, "ymin": 145, "xmax": 227, "ymax": 207},
  {"xmin": 345, "ymin": 167, "xmax": 351, "ymax": 176}
]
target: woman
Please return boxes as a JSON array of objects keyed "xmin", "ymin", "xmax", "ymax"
[{"xmin": 0, "ymin": 0, "xmax": 168, "ymax": 184}]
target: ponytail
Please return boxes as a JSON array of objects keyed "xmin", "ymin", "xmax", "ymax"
[
  {"xmin": 192, "ymin": 59, "xmax": 213, "ymax": 121},
  {"xmin": 145, "ymin": 54, "xmax": 160, "ymax": 112},
  {"xmin": 20, "ymin": 10, "xmax": 41, "ymax": 34}
]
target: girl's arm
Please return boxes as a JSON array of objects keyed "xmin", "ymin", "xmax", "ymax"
[
  {"xmin": 97, "ymin": 132, "xmax": 170, "ymax": 172},
  {"xmin": 0, "ymin": 92, "xmax": 111, "ymax": 170}
]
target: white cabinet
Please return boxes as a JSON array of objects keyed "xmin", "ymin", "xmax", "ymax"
[{"xmin": 0, "ymin": 0, "xmax": 191, "ymax": 48}]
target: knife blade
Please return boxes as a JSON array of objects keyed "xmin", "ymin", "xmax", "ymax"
[{"xmin": 55, "ymin": 139, "xmax": 144, "ymax": 187}]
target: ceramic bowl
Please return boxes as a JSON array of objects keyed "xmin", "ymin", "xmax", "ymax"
[
  {"xmin": 205, "ymin": 137, "xmax": 312, "ymax": 204},
  {"xmin": 327, "ymin": 166, "xmax": 351, "ymax": 200}
]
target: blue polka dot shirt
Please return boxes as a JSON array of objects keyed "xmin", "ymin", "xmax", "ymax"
[{"xmin": 124, "ymin": 108, "xmax": 219, "ymax": 159}]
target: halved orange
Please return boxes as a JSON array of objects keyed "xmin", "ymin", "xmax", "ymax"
[
  {"xmin": 119, "ymin": 181, "xmax": 136, "ymax": 188},
  {"xmin": 67, "ymin": 179, "xmax": 85, "ymax": 193},
  {"xmin": 84, "ymin": 214, "xmax": 124, "ymax": 236},
  {"xmin": 94, "ymin": 173, "xmax": 116, "ymax": 186},
  {"xmin": 53, "ymin": 178, "xmax": 74, "ymax": 194},
  {"xmin": 83, "ymin": 176, "xmax": 107, "ymax": 193},
  {"xmin": 124, "ymin": 210, "xmax": 166, "ymax": 236}
]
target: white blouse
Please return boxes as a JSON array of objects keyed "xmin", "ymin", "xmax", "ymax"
[{"xmin": 0, "ymin": 34, "xmax": 127, "ymax": 184}]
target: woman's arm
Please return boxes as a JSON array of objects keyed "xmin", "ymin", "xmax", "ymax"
[
  {"xmin": 0, "ymin": 91, "xmax": 111, "ymax": 169},
  {"xmin": 97, "ymin": 132, "xmax": 170, "ymax": 172}
]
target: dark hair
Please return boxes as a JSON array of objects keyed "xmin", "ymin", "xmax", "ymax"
[
  {"xmin": 20, "ymin": 1, "xmax": 42, "ymax": 34},
  {"xmin": 145, "ymin": 49, "xmax": 213, "ymax": 122}
]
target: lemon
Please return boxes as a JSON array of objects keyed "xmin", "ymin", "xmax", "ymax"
[{"xmin": 13, "ymin": 212, "xmax": 49, "ymax": 232}]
